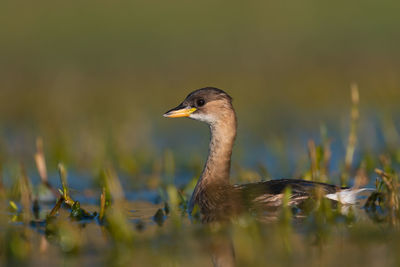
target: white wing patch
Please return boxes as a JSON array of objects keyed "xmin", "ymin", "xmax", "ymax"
[{"xmin": 325, "ymin": 188, "xmax": 375, "ymax": 205}]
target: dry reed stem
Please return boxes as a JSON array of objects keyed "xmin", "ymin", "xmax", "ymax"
[
  {"xmin": 99, "ymin": 186, "xmax": 106, "ymax": 222},
  {"xmin": 48, "ymin": 197, "xmax": 64, "ymax": 217},
  {"xmin": 34, "ymin": 138, "xmax": 48, "ymax": 183},
  {"xmin": 34, "ymin": 137, "xmax": 60, "ymax": 198},
  {"xmin": 341, "ymin": 83, "xmax": 360, "ymax": 186},
  {"xmin": 375, "ymin": 168, "xmax": 393, "ymax": 181}
]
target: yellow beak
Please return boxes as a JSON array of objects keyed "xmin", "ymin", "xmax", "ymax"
[{"xmin": 163, "ymin": 106, "xmax": 197, "ymax": 118}]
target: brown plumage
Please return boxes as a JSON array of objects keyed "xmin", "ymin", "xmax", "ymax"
[{"xmin": 164, "ymin": 87, "xmax": 345, "ymax": 222}]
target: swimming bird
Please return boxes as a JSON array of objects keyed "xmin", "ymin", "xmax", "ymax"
[{"xmin": 164, "ymin": 87, "xmax": 367, "ymax": 221}]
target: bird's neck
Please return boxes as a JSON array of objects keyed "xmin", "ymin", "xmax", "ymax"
[
  {"xmin": 189, "ymin": 110, "xmax": 237, "ymax": 213},
  {"xmin": 204, "ymin": 120, "xmax": 237, "ymax": 183}
]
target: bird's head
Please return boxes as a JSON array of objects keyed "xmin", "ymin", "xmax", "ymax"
[{"xmin": 163, "ymin": 87, "xmax": 234, "ymax": 125}]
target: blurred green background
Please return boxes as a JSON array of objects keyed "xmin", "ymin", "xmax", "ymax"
[{"xmin": 0, "ymin": 0, "xmax": 399, "ymax": 177}]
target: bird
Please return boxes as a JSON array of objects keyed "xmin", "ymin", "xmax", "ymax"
[{"xmin": 163, "ymin": 87, "xmax": 369, "ymax": 222}]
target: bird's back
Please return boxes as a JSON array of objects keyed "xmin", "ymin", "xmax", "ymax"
[{"xmin": 234, "ymin": 179, "xmax": 345, "ymax": 211}]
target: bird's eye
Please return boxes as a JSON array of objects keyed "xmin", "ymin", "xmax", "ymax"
[{"xmin": 196, "ymin": 99, "xmax": 205, "ymax": 107}]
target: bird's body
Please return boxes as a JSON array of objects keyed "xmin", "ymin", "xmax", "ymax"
[{"xmin": 164, "ymin": 87, "xmax": 359, "ymax": 222}]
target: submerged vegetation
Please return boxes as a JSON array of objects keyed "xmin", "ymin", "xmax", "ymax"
[{"xmin": 0, "ymin": 87, "xmax": 399, "ymax": 267}]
